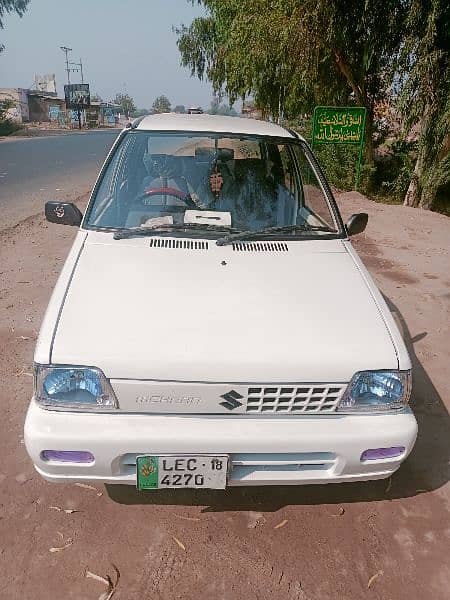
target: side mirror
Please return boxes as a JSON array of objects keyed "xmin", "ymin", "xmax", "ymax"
[
  {"xmin": 45, "ymin": 202, "xmax": 82, "ymax": 226},
  {"xmin": 346, "ymin": 212, "xmax": 368, "ymax": 236}
]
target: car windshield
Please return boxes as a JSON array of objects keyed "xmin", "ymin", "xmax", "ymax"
[{"xmin": 85, "ymin": 130, "xmax": 342, "ymax": 236}]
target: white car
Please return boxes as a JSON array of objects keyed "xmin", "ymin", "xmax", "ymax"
[{"xmin": 24, "ymin": 114, "xmax": 417, "ymax": 490}]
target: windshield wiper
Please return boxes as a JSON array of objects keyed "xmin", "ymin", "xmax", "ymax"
[
  {"xmin": 215, "ymin": 224, "xmax": 336, "ymax": 246},
  {"xmin": 113, "ymin": 222, "xmax": 239, "ymax": 240}
]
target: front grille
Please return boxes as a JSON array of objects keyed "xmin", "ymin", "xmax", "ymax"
[
  {"xmin": 149, "ymin": 238, "xmax": 209, "ymax": 250},
  {"xmin": 232, "ymin": 242, "xmax": 288, "ymax": 252},
  {"xmin": 246, "ymin": 384, "xmax": 346, "ymax": 413}
]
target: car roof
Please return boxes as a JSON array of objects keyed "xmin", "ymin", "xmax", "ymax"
[{"xmin": 134, "ymin": 113, "xmax": 300, "ymax": 139}]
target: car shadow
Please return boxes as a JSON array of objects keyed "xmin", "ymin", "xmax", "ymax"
[{"xmin": 106, "ymin": 297, "xmax": 450, "ymax": 511}]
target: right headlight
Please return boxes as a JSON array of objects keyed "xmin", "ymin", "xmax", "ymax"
[
  {"xmin": 34, "ymin": 364, "xmax": 118, "ymax": 411},
  {"xmin": 338, "ymin": 370, "xmax": 412, "ymax": 413}
]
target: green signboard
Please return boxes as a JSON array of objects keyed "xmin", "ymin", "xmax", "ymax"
[
  {"xmin": 311, "ymin": 106, "xmax": 366, "ymax": 188},
  {"xmin": 312, "ymin": 106, "xmax": 366, "ymax": 145}
]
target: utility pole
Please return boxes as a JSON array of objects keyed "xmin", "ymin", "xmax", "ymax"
[
  {"xmin": 60, "ymin": 47, "xmax": 86, "ymax": 130},
  {"xmin": 60, "ymin": 47, "xmax": 84, "ymax": 84},
  {"xmin": 60, "ymin": 46, "xmax": 72, "ymax": 84}
]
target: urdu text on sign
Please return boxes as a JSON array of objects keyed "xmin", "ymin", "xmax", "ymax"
[{"xmin": 312, "ymin": 107, "xmax": 366, "ymax": 145}]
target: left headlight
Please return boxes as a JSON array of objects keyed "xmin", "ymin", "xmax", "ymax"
[
  {"xmin": 34, "ymin": 365, "xmax": 118, "ymax": 411},
  {"xmin": 338, "ymin": 370, "xmax": 412, "ymax": 413}
]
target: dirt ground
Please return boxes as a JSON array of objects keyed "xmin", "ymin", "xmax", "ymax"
[{"xmin": 0, "ymin": 191, "xmax": 449, "ymax": 600}]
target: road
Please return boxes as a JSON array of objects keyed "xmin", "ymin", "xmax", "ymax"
[
  {"xmin": 0, "ymin": 130, "xmax": 119, "ymax": 230},
  {"xmin": 0, "ymin": 143, "xmax": 449, "ymax": 598}
]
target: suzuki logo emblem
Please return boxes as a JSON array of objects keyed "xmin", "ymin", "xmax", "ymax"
[{"xmin": 219, "ymin": 390, "xmax": 244, "ymax": 411}]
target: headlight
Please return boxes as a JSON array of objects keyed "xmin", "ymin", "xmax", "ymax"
[
  {"xmin": 34, "ymin": 365, "xmax": 118, "ymax": 411},
  {"xmin": 338, "ymin": 370, "xmax": 411, "ymax": 412}
]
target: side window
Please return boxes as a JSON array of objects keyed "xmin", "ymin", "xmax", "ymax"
[
  {"xmin": 292, "ymin": 145, "xmax": 335, "ymax": 228},
  {"xmin": 88, "ymin": 135, "xmax": 134, "ymax": 226}
]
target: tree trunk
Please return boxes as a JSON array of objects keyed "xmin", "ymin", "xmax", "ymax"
[
  {"xmin": 404, "ymin": 103, "xmax": 431, "ymax": 207},
  {"xmin": 403, "ymin": 156, "xmax": 422, "ymax": 207},
  {"xmin": 333, "ymin": 50, "xmax": 374, "ymax": 165},
  {"xmin": 419, "ymin": 177, "xmax": 439, "ymax": 210}
]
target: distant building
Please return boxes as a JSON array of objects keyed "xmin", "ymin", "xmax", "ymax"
[
  {"xmin": 85, "ymin": 102, "xmax": 120, "ymax": 128},
  {"xmin": 27, "ymin": 91, "xmax": 66, "ymax": 122},
  {"xmin": 0, "ymin": 85, "xmax": 119, "ymax": 129},
  {"xmin": 0, "ymin": 87, "xmax": 66, "ymax": 123},
  {"xmin": 0, "ymin": 88, "xmax": 29, "ymax": 122}
]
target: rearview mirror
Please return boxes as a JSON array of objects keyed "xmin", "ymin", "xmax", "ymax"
[
  {"xmin": 346, "ymin": 213, "xmax": 368, "ymax": 236},
  {"xmin": 45, "ymin": 202, "xmax": 82, "ymax": 226}
]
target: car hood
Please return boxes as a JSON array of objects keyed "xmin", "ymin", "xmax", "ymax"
[{"xmin": 51, "ymin": 233, "xmax": 398, "ymax": 382}]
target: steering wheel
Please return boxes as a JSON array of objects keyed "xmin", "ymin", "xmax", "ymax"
[{"xmin": 137, "ymin": 186, "xmax": 197, "ymax": 208}]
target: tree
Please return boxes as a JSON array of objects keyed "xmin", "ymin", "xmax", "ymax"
[
  {"xmin": 177, "ymin": 1, "xmax": 407, "ymax": 165},
  {"xmin": 398, "ymin": 0, "xmax": 450, "ymax": 209},
  {"xmin": 131, "ymin": 108, "xmax": 150, "ymax": 118},
  {"xmin": 0, "ymin": 0, "xmax": 29, "ymax": 51},
  {"xmin": 90, "ymin": 93, "xmax": 103, "ymax": 103},
  {"xmin": 0, "ymin": 92, "xmax": 22, "ymax": 135},
  {"xmin": 152, "ymin": 95, "xmax": 171, "ymax": 113},
  {"xmin": 207, "ymin": 95, "xmax": 237, "ymax": 116},
  {"xmin": 113, "ymin": 93, "xmax": 136, "ymax": 119},
  {"xmin": 173, "ymin": 104, "xmax": 186, "ymax": 113}
]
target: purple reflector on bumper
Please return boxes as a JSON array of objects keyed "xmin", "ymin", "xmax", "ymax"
[
  {"xmin": 41, "ymin": 450, "xmax": 94, "ymax": 463},
  {"xmin": 361, "ymin": 447, "xmax": 405, "ymax": 461}
]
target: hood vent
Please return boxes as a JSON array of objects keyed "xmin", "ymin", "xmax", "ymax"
[
  {"xmin": 149, "ymin": 238, "xmax": 209, "ymax": 250},
  {"xmin": 232, "ymin": 242, "xmax": 289, "ymax": 252}
]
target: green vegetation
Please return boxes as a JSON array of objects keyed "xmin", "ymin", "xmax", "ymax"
[
  {"xmin": 177, "ymin": 0, "xmax": 449, "ymax": 212},
  {"xmin": 397, "ymin": 0, "xmax": 449, "ymax": 209},
  {"xmin": 207, "ymin": 96, "xmax": 237, "ymax": 116},
  {"xmin": 152, "ymin": 95, "xmax": 171, "ymax": 114},
  {"xmin": 0, "ymin": 97, "xmax": 22, "ymax": 135},
  {"xmin": 113, "ymin": 93, "xmax": 136, "ymax": 119},
  {"xmin": 131, "ymin": 108, "xmax": 150, "ymax": 118}
]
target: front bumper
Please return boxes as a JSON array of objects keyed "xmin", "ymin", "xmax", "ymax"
[{"xmin": 24, "ymin": 400, "xmax": 418, "ymax": 486}]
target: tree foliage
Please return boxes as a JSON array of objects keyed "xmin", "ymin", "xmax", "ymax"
[
  {"xmin": 173, "ymin": 104, "xmax": 186, "ymax": 113},
  {"xmin": 132, "ymin": 108, "xmax": 150, "ymax": 118},
  {"xmin": 0, "ymin": 93, "xmax": 21, "ymax": 135},
  {"xmin": 0, "ymin": 0, "xmax": 29, "ymax": 51},
  {"xmin": 177, "ymin": 0, "xmax": 407, "ymax": 162},
  {"xmin": 152, "ymin": 95, "xmax": 171, "ymax": 113},
  {"xmin": 113, "ymin": 93, "xmax": 136, "ymax": 118},
  {"xmin": 398, "ymin": 0, "xmax": 450, "ymax": 208},
  {"xmin": 177, "ymin": 0, "xmax": 449, "ymax": 209},
  {"xmin": 90, "ymin": 93, "xmax": 103, "ymax": 103},
  {"xmin": 207, "ymin": 95, "xmax": 237, "ymax": 115}
]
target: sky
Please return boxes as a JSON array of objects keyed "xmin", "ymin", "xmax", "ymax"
[{"xmin": 0, "ymin": 0, "xmax": 214, "ymax": 110}]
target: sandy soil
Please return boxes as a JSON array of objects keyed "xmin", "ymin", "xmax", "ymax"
[{"xmin": 0, "ymin": 192, "xmax": 449, "ymax": 599}]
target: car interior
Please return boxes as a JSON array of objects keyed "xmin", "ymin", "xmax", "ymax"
[{"xmin": 88, "ymin": 133, "xmax": 335, "ymax": 232}]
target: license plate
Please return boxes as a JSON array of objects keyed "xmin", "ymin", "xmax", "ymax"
[{"xmin": 136, "ymin": 455, "xmax": 229, "ymax": 490}]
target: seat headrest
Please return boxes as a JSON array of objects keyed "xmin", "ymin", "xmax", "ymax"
[{"xmin": 195, "ymin": 147, "xmax": 234, "ymax": 161}]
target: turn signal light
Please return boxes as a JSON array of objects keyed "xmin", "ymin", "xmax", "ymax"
[
  {"xmin": 41, "ymin": 450, "xmax": 94, "ymax": 463},
  {"xmin": 360, "ymin": 447, "xmax": 405, "ymax": 461}
]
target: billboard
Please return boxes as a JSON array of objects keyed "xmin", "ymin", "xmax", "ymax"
[{"xmin": 64, "ymin": 83, "xmax": 90, "ymax": 109}]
